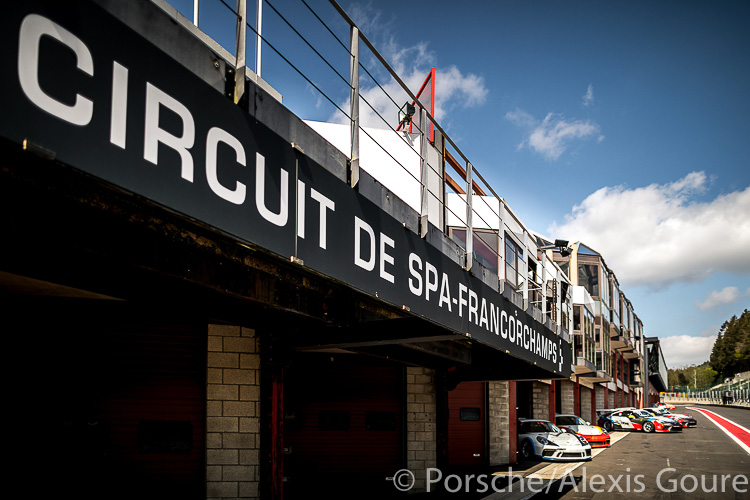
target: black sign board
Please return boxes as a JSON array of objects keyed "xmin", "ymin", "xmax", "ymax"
[{"xmin": 0, "ymin": 0, "xmax": 571, "ymax": 376}]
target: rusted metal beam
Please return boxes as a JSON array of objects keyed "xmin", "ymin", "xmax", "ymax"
[{"xmin": 445, "ymin": 150, "xmax": 487, "ymax": 196}]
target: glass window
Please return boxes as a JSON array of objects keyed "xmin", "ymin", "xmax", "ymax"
[
  {"xmin": 504, "ymin": 234, "xmax": 523, "ymax": 290},
  {"xmin": 460, "ymin": 408, "xmax": 481, "ymax": 421},
  {"xmin": 578, "ymin": 263, "xmax": 599, "ymax": 297},
  {"xmin": 450, "ymin": 228, "xmax": 499, "ymax": 275}
]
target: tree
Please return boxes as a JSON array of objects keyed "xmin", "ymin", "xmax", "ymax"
[{"xmin": 709, "ymin": 309, "xmax": 750, "ymax": 379}]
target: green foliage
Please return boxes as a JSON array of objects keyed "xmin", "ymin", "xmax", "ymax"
[
  {"xmin": 709, "ymin": 309, "xmax": 750, "ymax": 380},
  {"xmin": 668, "ymin": 361, "xmax": 718, "ymax": 390}
]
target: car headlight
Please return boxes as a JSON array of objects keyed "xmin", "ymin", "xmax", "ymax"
[
  {"xmin": 536, "ymin": 436, "xmax": 558, "ymax": 446},
  {"xmin": 576, "ymin": 435, "xmax": 589, "ymax": 445}
]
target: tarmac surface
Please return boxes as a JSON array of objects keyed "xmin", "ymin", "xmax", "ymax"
[
  {"xmin": 391, "ymin": 405, "xmax": 749, "ymax": 499},
  {"xmin": 487, "ymin": 405, "xmax": 750, "ymax": 500}
]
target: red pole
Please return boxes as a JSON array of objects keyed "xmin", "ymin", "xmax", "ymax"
[{"xmin": 509, "ymin": 381, "xmax": 517, "ymax": 465}]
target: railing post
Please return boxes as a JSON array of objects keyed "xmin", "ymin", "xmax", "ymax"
[
  {"xmin": 419, "ymin": 106, "xmax": 428, "ymax": 237},
  {"xmin": 465, "ymin": 161, "xmax": 473, "ymax": 270},
  {"xmin": 234, "ymin": 0, "xmax": 247, "ymax": 104},
  {"xmin": 348, "ymin": 26, "xmax": 360, "ymax": 187},
  {"xmin": 255, "ymin": 0, "xmax": 263, "ymax": 78},
  {"xmin": 193, "ymin": 0, "xmax": 199, "ymax": 25}
]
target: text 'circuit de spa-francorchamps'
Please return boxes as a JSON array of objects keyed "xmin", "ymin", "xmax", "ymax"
[{"xmin": 2, "ymin": 1, "xmax": 749, "ymax": 500}]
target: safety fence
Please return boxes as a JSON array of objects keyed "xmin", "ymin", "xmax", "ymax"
[{"xmin": 662, "ymin": 380, "xmax": 750, "ymax": 408}]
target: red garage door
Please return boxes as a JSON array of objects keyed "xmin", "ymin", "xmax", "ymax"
[
  {"xmin": 448, "ymin": 381, "xmax": 486, "ymax": 466},
  {"xmin": 9, "ymin": 297, "xmax": 206, "ymax": 500},
  {"xmin": 284, "ymin": 356, "xmax": 403, "ymax": 499}
]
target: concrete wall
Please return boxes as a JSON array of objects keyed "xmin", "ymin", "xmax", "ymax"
[
  {"xmin": 207, "ymin": 325, "xmax": 261, "ymax": 500},
  {"xmin": 406, "ymin": 367, "xmax": 437, "ymax": 493},
  {"xmin": 488, "ymin": 381, "xmax": 511, "ymax": 465},
  {"xmin": 532, "ymin": 382, "xmax": 550, "ymax": 420}
]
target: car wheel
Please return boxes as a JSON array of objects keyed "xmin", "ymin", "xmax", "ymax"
[
  {"xmin": 520, "ymin": 439, "xmax": 534, "ymax": 460},
  {"xmin": 603, "ymin": 421, "xmax": 613, "ymax": 432},
  {"xmin": 643, "ymin": 421, "xmax": 655, "ymax": 433}
]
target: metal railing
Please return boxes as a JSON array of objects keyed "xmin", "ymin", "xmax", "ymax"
[{"xmin": 171, "ymin": 0, "xmax": 573, "ymax": 334}]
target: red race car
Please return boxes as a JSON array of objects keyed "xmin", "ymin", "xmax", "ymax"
[{"xmin": 556, "ymin": 414, "xmax": 611, "ymax": 447}]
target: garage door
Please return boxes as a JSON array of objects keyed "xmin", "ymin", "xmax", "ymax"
[
  {"xmin": 448, "ymin": 381, "xmax": 486, "ymax": 466},
  {"xmin": 284, "ymin": 355, "xmax": 403, "ymax": 499}
]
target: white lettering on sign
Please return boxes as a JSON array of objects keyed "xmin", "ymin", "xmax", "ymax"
[
  {"xmin": 18, "ymin": 14, "xmax": 94, "ymax": 126},
  {"xmin": 406, "ymin": 253, "xmax": 560, "ymax": 366},
  {"xmin": 11, "ymin": 12, "xmax": 566, "ymax": 374},
  {"xmin": 255, "ymin": 152, "xmax": 289, "ymax": 226},
  {"xmin": 206, "ymin": 126, "xmax": 246, "ymax": 204},
  {"xmin": 144, "ymin": 82, "xmax": 196, "ymax": 182},
  {"xmin": 310, "ymin": 188, "xmax": 335, "ymax": 250},
  {"xmin": 354, "ymin": 217, "xmax": 396, "ymax": 284}
]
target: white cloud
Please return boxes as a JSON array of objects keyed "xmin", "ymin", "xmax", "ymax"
[
  {"xmin": 660, "ymin": 334, "xmax": 716, "ymax": 368},
  {"xmin": 506, "ymin": 109, "xmax": 601, "ymax": 160},
  {"xmin": 583, "ymin": 84, "xmax": 594, "ymax": 107},
  {"xmin": 330, "ymin": 5, "xmax": 487, "ymax": 129},
  {"xmin": 695, "ymin": 286, "xmax": 741, "ymax": 311},
  {"xmin": 549, "ymin": 172, "xmax": 750, "ymax": 288}
]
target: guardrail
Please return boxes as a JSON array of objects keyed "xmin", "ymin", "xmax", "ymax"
[{"xmin": 662, "ymin": 388, "xmax": 750, "ymax": 408}]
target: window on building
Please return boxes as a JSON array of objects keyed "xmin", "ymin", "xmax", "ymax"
[
  {"xmin": 450, "ymin": 228, "xmax": 499, "ymax": 275},
  {"xmin": 504, "ymin": 235, "xmax": 524, "ymax": 290},
  {"xmin": 578, "ymin": 263, "xmax": 599, "ymax": 297},
  {"xmin": 460, "ymin": 408, "xmax": 481, "ymax": 421},
  {"xmin": 528, "ymin": 260, "xmax": 542, "ymax": 308}
]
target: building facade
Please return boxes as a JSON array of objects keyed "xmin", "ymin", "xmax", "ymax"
[{"xmin": 1, "ymin": 1, "xmax": 661, "ymax": 499}]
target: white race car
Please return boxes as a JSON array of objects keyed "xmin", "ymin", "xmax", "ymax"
[
  {"xmin": 518, "ymin": 418, "xmax": 592, "ymax": 461},
  {"xmin": 645, "ymin": 407, "xmax": 697, "ymax": 427}
]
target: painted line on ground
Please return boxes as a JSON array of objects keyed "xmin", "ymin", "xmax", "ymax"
[{"xmin": 687, "ymin": 406, "xmax": 750, "ymax": 455}]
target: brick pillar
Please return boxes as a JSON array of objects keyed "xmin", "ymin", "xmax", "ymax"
[
  {"xmin": 558, "ymin": 380, "xmax": 575, "ymax": 415},
  {"xmin": 532, "ymin": 382, "xmax": 549, "ymax": 420},
  {"xmin": 573, "ymin": 377, "xmax": 581, "ymax": 416},
  {"xmin": 579, "ymin": 386, "xmax": 592, "ymax": 423},
  {"xmin": 590, "ymin": 386, "xmax": 597, "ymax": 423},
  {"xmin": 549, "ymin": 381, "xmax": 557, "ymax": 422},
  {"xmin": 509, "ymin": 381, "xmax": 517, "ymax": 465},
  {"xmin": 488, "ymin": 381, "xmax": 511, "ymax": 465},
  {"xmin": 207, "ymin": 325, "xmax": 261, "ymax": 500},
  {"xmin": 406, "ymin": 367, "xmax": 437, "ymax": 493}
]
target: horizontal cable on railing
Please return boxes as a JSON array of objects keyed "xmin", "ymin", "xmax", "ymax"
[
  {"xmin": 240, "ymin": 15, "xmax": 352, "ymax": 122},
  {"xmin": 299, "ymin": 0, "xmax": 352, "ymax": 57},
  {"xmin": 264, "ymin": 0, "xmax": 352, "ymax": 89}
]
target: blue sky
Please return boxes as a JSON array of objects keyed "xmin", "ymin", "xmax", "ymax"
[{"xmin": 174, "ymin": 0, "xmax": 750, "ymax": 369}]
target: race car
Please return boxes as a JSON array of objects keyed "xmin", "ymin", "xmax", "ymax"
[
  {"xmin": 555, "ymin": 414, "xmax": 611, "ymax": 448},
  {"xmin": 518, "ymin": 418, "xmax": 592, "ymax": 461},
  {"xmin": 655, "ymin": 402, "xmax": 676, "ymax": 410},
  {"xmin": 596, "ymin": 408, "xmax": 637, "ymax": 432},
  {"xmin": 600, "ymin": 409, "xmax": 682, "ymax": 433},
  {"xmin": 644, "ymin": 407, "xmax": 697, "ymax": 427}
]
